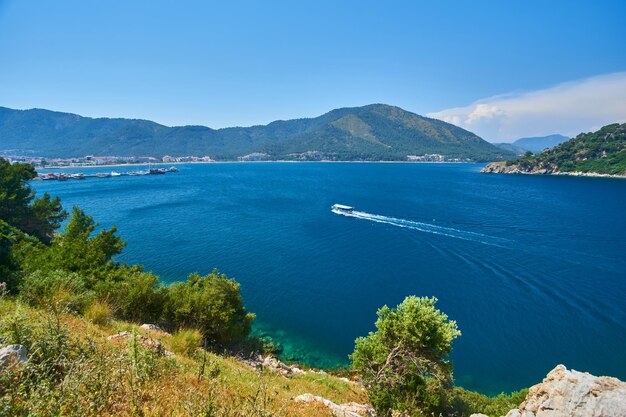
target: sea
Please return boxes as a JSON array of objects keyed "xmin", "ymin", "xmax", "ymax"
[{"xmin": 33, "ymin": 162, "xmax": 626, "ymax": 395}]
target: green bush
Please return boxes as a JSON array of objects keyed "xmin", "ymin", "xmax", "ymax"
[
  {"xmin": 164, "ymin": 270, "xmax": 256, "ymax": 347},
  {"xmin": 170, "ymin": 328, "xmax": 203, "ymax": 356},
  {"xmin": 19, "ymin": 270, "xmax": 92, "ymax": 313},
  {"xmin": 445, "ymin": 386, "xmax": 529, "ymax": 417},
  {"xmin": 95, "ymin": 267, "xmax": 166, "ymax": 324},
  {"xmin": 350, "ymin": 296, "xmax": 461, "ymax": 417}
]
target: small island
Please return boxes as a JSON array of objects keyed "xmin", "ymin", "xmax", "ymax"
[{"xmin": 482, "ymin": 123, "xmax": 626, "ymax": 178}]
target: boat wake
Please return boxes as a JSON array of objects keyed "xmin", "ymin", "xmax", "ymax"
[{"xmin": 332, "ymin": 208, "xmax": 510, "ymax": 247}]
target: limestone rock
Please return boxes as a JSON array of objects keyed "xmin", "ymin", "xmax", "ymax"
[
  {"xmin": 258, "ymin": 355, "xmax": 307, "ymax": 375},
  {"xmin": 502, "ymin": 364, "xmax": 626, "ymax": 417},
  {"xmin": 139, "ymin": 323, "xmax": 168, "ymax": 334},
  {"xmin": 106, "ymin": 331, "xmax": 131, "ymax": 340},
  {"xmin": 0, "ymin": 344, "xmax": 28, "ymax": 369},
  {"xmin": 294, "ymin": 393, "xmax": 375, "ymax": 417},
  {"xmin": 106, "ymin": 331, "xmax": 167, "ymax": 355}
]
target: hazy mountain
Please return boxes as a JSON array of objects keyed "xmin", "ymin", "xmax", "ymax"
[
  {"xmin": 0, "ymin": 104, "xmax": 513, "ymax": 161},
  {"xmin": 492, "ymin": 142, "xmax": 529, "ymax": 156},
  {"xmin": 511, "ymin": 134, "xmax": 569, "ymax": 153}
]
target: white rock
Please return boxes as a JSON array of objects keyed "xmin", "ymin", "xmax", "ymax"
[
  {"xmin": 502, "ymin": 364, "xmax": 626, "ymax": 417},
  {"xmin": 106, "ymin": 331, "xmax": 131, "ymax": 340},
  {"xmin": 0, "ymin": 344, "xmax": 28, "ymax": 369},
  {"xmin": 290, "ymin": 366, "xmax": 305, "ymax": 374},
  {"xmin": 294, "ymin": 393, "xmax": 375, "ymax": 417},
  {"xmin": 140, "ymin": 324, "xmax": 166, "ymax": 333}
]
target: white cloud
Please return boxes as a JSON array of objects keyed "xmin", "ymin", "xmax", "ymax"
[{"xmin": 427, "ymin": 72, "xmax": 626, "ymax": 142}]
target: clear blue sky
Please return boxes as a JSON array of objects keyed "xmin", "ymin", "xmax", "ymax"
[{"xmin": 0, "ymin": 0, "xmax": 625, "ymax": 131}]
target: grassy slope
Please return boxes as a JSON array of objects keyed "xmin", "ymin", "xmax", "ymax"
[{"xmin": 0, "ymin": 298, "xmax": 366, "ymax": 417}]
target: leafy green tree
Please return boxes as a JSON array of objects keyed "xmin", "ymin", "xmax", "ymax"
[
  {"xmin": 164, "ymin": 270, "xmax": 256, "ymax": 346},
  {"xmin": 0, "ymin": 220, "xmax": 40, "ymax": 291},
  {"xmin": 351, "ymin": 296, "xmax": 461, "ymax": 417},
  {"xmin": 22, "ymin": 206, "xmax": 125, "ymax": 287},
  {"xmin": 0, "ymin": 158, "xmax": 66, "ymax": 243}
]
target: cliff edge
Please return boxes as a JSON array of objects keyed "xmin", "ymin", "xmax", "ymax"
[{"xmin": 501, "ymin": 364, "xmax": 626, "ymax": 417}]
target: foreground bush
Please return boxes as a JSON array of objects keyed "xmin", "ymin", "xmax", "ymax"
[
  {"xmin": 19, "ymin": 270, "xmax": 92, "ymax": 313},
  {"xmin": 351, "ymin": 296, "xmax": 461, "ymax": 416},
  {"xmin": 95, "ymin": 267, "xmax": 166, "ymax": 324},
  {"xmin": 164, "ymin": 271, "xmax": 256, "ymax": 347},
  {"xmin": 445, "ymin": 386, "xmax": 529, "ymax": 417},
  {"xmin": 170, "ymin": 328, "xmax": 203, "ymax": 356}
]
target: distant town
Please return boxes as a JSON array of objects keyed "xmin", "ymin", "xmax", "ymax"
[
  {"xmin": 1, "ymin": 152, "xmax": 470, "ymax": 167},
  {"xmin": 0, "ymin": 153, "xmax": 215, "ymax": 168}
]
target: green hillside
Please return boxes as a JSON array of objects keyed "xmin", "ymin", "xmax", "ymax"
[
  {"xmin": 0, "ymin": 104, "xmax": 512, "ymax": 161},
  {"xmin": 483, "ymin": 123, "xmax": 626, "ymax": 176}
]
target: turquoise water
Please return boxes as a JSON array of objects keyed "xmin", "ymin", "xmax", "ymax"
[{"xmin": 34, "ymin": 163, "xmax": 626, "ymax": 394}]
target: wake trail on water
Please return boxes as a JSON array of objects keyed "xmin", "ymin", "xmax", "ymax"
[{"xmin": 333, "ymin": 209, "xmax": 510, "ymax": 247}]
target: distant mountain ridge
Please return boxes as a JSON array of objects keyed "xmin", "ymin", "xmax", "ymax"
[
  {"xmin": 0, "ymin": 104, "xmax": 512, "ymax": 161},
  {"xmin": 492, "ymin": 134, "xmax": 570, "ymax": 155},
  {"xmin": 492, "ymin": 142, "xmax": 530, "ymax": 156},
  {"xmin": 512, "ymin": 134, "xmax": 569, "ymax": 153}
]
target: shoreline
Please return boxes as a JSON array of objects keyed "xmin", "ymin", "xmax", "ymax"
[
  {"xmin": 481, "ymin": 162, "xmax": 626, "ymax": 179},
  {"xmin": 38, "ymin": 160, "xmax": 482, "ymax": 170},
  {"xmin": 483, "ymin": 169, "xmax": 626, "ymax": 179}
]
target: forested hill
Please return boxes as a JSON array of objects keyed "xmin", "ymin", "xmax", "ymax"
[
  {"xmin": 0, "ymin": 104, "xmax": 512, "ymax": 161},
  {"xmin": 483, "ymin": 123, "xmax": 626, "ymax": 176}
]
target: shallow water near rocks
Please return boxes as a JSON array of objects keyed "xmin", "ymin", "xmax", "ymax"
[{"xmin": 35, "ymin": 162, "xmax": 626, "ymax": 394}]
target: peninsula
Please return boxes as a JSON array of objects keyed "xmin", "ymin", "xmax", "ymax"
[{"xmin": 482, "ymin": 123, "xmax": 626, "ymax": 178}]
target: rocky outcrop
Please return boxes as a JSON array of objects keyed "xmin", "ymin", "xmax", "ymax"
[
  {"xmin": 0, "ymin": 344, "xmax": 28, "ymax": 369},
  {"xmin": 243, "ymin": 354, "xmax": 308, "ymax": 376},
  {"xmin": 294, "ymin": 393, "xmax": 376, "ymax": 417},
  {"xmin": 502, "ymin": 365, "xmax": 626, "ymax": 417},
  {"xmin": 139, "ymin": 323, "xmax": 168, "ymax": 334},
  {"xmin": 481, "ymin": 161, "xmax": 554, "ymax": 175},
  {"xmin": 481, "ymin": 161, "xmax": 626, "ymax": 178}
]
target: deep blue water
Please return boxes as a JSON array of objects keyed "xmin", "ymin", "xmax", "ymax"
[{"xmin": 34, "ymin": 163, "xmax": 626, "ymax": 394}]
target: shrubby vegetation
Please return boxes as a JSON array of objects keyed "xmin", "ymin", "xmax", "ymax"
[
  {"xmin": 507, "ymin": 123, "xmax": 626, "ymax": 175},
  {"xmin": 351, "ymin": 296, "xmax": 460, "ymax": 416},
  {"xmin": 0, "ymin": 298, "xmax": 358, "ymax": 417},
  {"xmin": 0, "ymin": 159, "xmax": 254, "ymax": 349},
  {"xmin": 164, "ymin": 272, "xmax": 255, "ymax": 346},
  {"xmin": 351, "ymin": 296, "xmax": 527, "ymax": 417}
]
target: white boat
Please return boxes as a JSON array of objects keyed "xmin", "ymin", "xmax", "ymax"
[{"xmin": 332, "ymin": 204, "xmax": 354, "ymax": 213}]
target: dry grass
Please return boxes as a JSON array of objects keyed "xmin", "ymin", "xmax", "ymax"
[
  {"xmin": 84, "ymin": 299, "xmax": 113, "ymax": 325},
  {"xmin": 0, "ymin": 298, "xmax": 367, "ymax": 417}
]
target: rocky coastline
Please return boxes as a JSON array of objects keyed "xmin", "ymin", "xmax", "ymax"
[{"xmin": 481, "ymin": 161, "xmax": 626, "ymax": 178}]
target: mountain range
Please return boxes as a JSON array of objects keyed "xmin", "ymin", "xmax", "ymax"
[
  {"xmin": 493, "ymin": 134, "xmax": 569, "ymax": 155},
  {"xmin": 0, "ymin": 104, "xmax": 513, "ymax": 161}
]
